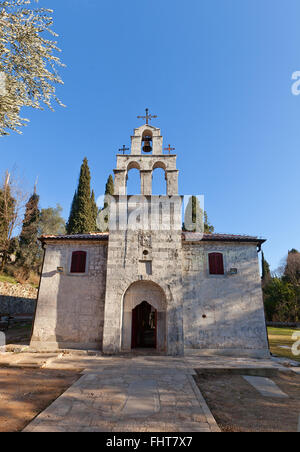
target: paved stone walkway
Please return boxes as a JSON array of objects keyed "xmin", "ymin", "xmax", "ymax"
[
  {"xmin": 23, "ymin": 355, "xmax": 219, "ymax": 432},
  {"xmin": 0, "ymin": 350, "xmax": 291, "ymax": 433}
]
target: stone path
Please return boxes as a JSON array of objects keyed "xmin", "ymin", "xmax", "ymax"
[
  {"xmin": 242, "ymin": 376, "xmax": 289, "ymax": 398},
  {"xmin": 23, "ymin": 355, "xmax": 220, "ymax": 433},
  {"xmin": 0, "ymin": 351, "xmax": 293, "ymax": 433}
]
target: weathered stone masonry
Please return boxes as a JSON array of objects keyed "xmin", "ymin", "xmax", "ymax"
[
  {"xmin": 31, "ymin": 240, "xmax": 107, "ymax": 350},
  {"xmin": 30, "ymin": 121, "xmax": 269, "ymax": 358},
  {"xmin": 0, "ymin": 281, "xmax": 37, "ymax": 315},
  {"xmin": 182, "ymin": 240, "xmax": 268, "ymax": 355}
]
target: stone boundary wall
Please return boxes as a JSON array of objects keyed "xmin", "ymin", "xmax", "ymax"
[{"xmin": 0, "ymin": 281, "xmax": 37, "ymax": 315}]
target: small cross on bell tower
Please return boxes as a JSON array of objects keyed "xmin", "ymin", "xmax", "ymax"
[
  {"xmin": 119, "ymin": 145, "xmax": 129, "ymax": 155},
  {"xmin": 137, "ymin": 108, "xmax": 158, "ymax": 125},
  {"xmin": 164, "ymin": 144, "xmax": 176, "ymax": 155}
]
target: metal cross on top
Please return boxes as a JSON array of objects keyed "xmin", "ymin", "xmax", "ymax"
[
  {"xmin": 137, "ymin": 108, "xmax": 158, "ymax": 125},
  {"xmin": 164, "ymin": 144, "xmax": 176, "ymax": 154},
  {"xmin": 119, "ymin": 145, "xmax": 129, "ymax": 155}
]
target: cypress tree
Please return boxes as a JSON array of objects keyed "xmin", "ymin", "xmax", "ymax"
[
  {"xmin": 91, "ymin": 190, "xmax": 99, "ymax": 229},
  {"xmin": 183, "ymin": 196, "xmax": 215, "ymax": 233},
  {"xmin": 66, "ymin": 158, "xmax": 97, "ymax": 234},
  {"xmin": 17, "ymin": 189, "xmax": 40, "ymax": 273},
  {"xmin": 105, "ymin": 175, "xmax": 114, "ymax": 198},
  {"xmin": 0, "ymin": 173, "xmax": 16, "ymax": 270},
  {"xmin": 183, "ymin": 196, "xmax": 204, "ymax": 232},
  {"xmin": 97, "ymin": 174, "xmax": 115, "ymax": 232},
  {"xmin": 104, "ymin": 174, "xmax": 114, "ymax": 221},
  {"xmin": 66, "ymin": 191, "xmax": 78, "ymax": 234}
]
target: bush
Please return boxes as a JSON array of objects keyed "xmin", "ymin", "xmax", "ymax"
[{"xmin": 3, "ymin": 263, "xmax": 39, "ymax": 287}]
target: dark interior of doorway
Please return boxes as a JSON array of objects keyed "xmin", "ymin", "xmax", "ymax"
[{"xmin": 131, "ymin": 301, "xmax": 157, "ymax": 349}]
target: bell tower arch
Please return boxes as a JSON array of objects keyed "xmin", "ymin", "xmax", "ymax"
[{"xmin": 113, "ymin": 123, "xmax": 179, "ymax": 196}]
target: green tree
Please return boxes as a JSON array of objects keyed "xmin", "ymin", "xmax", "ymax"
[
  {"xmin": 0, "ymin": 172, "xmax": 16, "ymax": 270},
  {"xmin": 91, "ymin": 190, "xmax": 99, "ymax": 230},
  {"xmin": 204, "ymin": 211, "xmax": 214, "ymax": 234},
  {"xmin": 263, "ymin": 278, "xmax": 299, "ymax": 322},
  {"xmin": 261, "ymin": 251, "xmax": 271, "ymax": 288},
  {"xmin": 17, "ymin": 189, "xmax": 40, "ymax": 273},
  {"xmin": 97, "ymin": 174, "xmax": 114, "ymax": 232},
  {"xmin": 66, "ymin": 158, "xmax": 97, "ymax": 234},
  {"xmin": 0, "ymin": 0, "xmax": 65, "ymax": 136},
  {"xmin": 103, "ymin": 174, "xmax": 114, "ymax": 222},
  {"xmin": 104, "ymin": 175, "xmax": 114, "ymax": 199},
  {"xmin": 283, "ymin": 249, "xmax": 300, "ymax": 285},
  {"xmin": 39, "ymin": 204, "xmax": 66, "ymax": 236},
  {"xmin": 183, "ymin": 196, "xmax": 215, "ymax": 233},
  {"xmin": 66, "ymin": 191, "xmax": 78, "ymax": 235},
  {"xmin": 183, "ymin": 196, "xmax": 203, "ymax": 232}
]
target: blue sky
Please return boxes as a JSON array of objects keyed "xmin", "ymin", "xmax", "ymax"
[{"xmin": 1, "ymin": 0, "xmax": 300, "ymax": 271}]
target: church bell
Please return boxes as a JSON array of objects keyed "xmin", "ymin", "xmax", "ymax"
[{"xmin": 142, "ymin": 136, "xmax": 152, "ymax": 153}]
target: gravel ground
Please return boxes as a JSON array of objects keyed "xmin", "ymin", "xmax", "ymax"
[
  {"xmin": 194, "ymin": 370, "xmax": 300, "ymax": 432},
  {"xmin": 0, "ymin": 368, "xmax": 80, "ymax": 432}
]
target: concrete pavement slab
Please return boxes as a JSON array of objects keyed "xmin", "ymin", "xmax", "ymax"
[{"xmin": 243, "ymin": 376, "xmax": 289, "ymax": 398}]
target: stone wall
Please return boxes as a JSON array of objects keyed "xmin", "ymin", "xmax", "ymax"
[
  {"xmin": 102, "ymin": 229, "xmax": 184, "ymax": 355},
  {"xmin": 0, "ymin": 281, "xmax": 37, "ymax": 314},
  {"xmin": 30, "ymin": 241, "xmax": 108, "ymax": 350},
  {"xmin": 30, "ymin": 235, "xmax": 269, "ymax": 357},
  {"xmin": 182, "ymin": 241, "xmax": 269, "ymax": 357}
]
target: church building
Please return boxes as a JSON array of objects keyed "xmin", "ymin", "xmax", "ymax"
[{"xmin": 30, "ymin": 114, "xmax": 269, "ymax": 358}]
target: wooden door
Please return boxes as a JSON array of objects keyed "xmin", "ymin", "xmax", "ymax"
[{"xmin": 131, "ymin": 301, "xmax": 157, "ymax": 349}]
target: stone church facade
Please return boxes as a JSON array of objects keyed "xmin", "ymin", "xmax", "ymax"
[{"xmin": 31, "ymin": 121, "xmax": 269, "ymax": 358}]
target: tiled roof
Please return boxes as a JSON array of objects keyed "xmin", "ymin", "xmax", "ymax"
[
  {"xmin": 40, "ymin": 231, "xmax": 265, "ymax": 245},
  {"xmin": 182, "ymin": 232, "xmax": 266, "ymax": 244},
  {"xmin": 39, "ymin": 233, "xmax": 109, "ymax": 242}
]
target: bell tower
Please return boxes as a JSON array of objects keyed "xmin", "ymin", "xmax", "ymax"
[
  {"xmin": 102, "ymin": 110, "xmax": 184, "ymax": 356},
  {"xmin": 114, "ymin": 122, "xmax": 179, "ymax": 197}
]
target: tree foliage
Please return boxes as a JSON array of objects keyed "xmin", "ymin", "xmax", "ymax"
[
  {"xmin": 91, "ymin": 190, "xmax": 98, "ymax": 230},
  {"xmin": 183, "ymin": 196, "xmax": 203, "ymax": 233},
  {"xmin": 0, "ymin": 172, "xmax": 16, "ymax": 269},
  {"xmin": 263, "ymin": 250, "xmax": 300, "ymax": 323},
  {"xmin": 283, "ymin": 249, "xmax": 300, "ymax": 285},
  {"xmin": 97, "ymin": 174, "xmax": 114, "ymax": 232},
  {"xmin": 0, "ymin": 171, "xmax": 27, "ymax": 270},
  {"xmin": 104, "ymin": 174, "xmax": 114, "ymax": 198},
  {"xmin": 264, "ymin": 277, "xmax": 299, "ymax": 322},
  {"xmin": 66, "ymin": 191, "xmax": 78, "ymax": 235},
  {"xmin": 17, "ymin": 188, "xmax": 40, "ymax": 272},
  {"xmin": 66, "ymin": 158, "xmax": 97, "ymax": 234},
  {"xmin": 204, "ymin": 211, "xmax": 214, "ymax": 234},
  {"xmin": 261, "ymin": 251, "xmax": 271, "ymax": 288},
  {"xmin": 183, "ymin": 196, "xmax": 214, "ymax": 233},
  {"xmin": 0, "ymin": 0, "xmax": 64, "ymax": 136},
  {"xmin": 39, "ymin": 204, "xmax": 65, "ymax": 236}
]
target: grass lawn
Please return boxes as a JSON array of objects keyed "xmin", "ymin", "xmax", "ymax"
[
  {"xmin": 268, "ymin": 327, "xmax": 300, "ymax": 363},
  {"xmin": 0, "ymin": 274, "xmax": 18, "ymax": 285}
]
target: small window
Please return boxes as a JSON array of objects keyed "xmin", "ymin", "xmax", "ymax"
[
  {"xmin": 70, "ymin": 251, "xmax": 87, "ymax": 274},
  {"xmin": 208, "ymin": 253, "xmax": 224, "ymax": 275}
]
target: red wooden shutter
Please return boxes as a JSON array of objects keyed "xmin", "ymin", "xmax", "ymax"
[
  {"xmin": 209, "ymin": 253, "xmax": 224, "ymax": 275},
  {"xmin": 71, "ymin": 251, "xmax": 87, "ymax": 273}
]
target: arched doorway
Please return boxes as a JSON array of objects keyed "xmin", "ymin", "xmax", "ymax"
[
  {"xmin": 131, "ymin": 301, "xmax": 157, "ymax": 349},
  {"xmin": 122, "ymin": 281, "xmax": 166, "ymax": 352}
]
